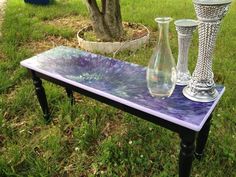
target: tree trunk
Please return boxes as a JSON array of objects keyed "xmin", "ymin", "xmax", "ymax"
[{"xmin": 86, "ymin": 0, "xmax": 124, "ymax": 41}]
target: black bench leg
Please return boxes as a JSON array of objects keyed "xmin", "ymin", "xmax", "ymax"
[
  {"xmin": 65, "ymin": 88, "xmax": 75, "ymax": 105},
  {"xmin": 179, "ymin": 131, "xmax": 196, "ymax": 177},
  {"xmin": 31, "ymin": 71, "xmax": 50, "ymax": 122},
  {"xmin": 195, "ymin": 114, "xmax": 212, "ymax": 160}
]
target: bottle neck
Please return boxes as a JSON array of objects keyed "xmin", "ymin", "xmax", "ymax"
[{"xmin": 158, "ymin": 22, "xmax": 170, "ymax": 45}]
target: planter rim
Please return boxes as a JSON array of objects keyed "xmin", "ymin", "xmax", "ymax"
[{"xmin": 77, "ymin": 22, "xmax": 150, "ymax": 54}]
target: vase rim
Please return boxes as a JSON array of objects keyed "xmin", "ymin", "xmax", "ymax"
[
  {"xmin": 174, "ymin": 19, "xmax": 198, "ymax": 27},
  {"xmin": 155, "ymin": 17, "xmax": 172, "ymax": 24},
  {"xmin": 193, "ymin": 0, "xmax": 231, "ymax": 6}
]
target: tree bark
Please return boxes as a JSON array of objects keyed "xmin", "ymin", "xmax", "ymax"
[{"xmin": 85, "ymin": 0, "xmax": 124, "ymax": 41}]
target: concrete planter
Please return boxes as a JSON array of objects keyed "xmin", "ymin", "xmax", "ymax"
[{"xmin": 77, "ymin": 23, "xmax": 150, "ymax": 54}]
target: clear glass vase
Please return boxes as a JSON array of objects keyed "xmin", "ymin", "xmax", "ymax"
[{"xmin": 146, "ymin": 17, "xmax": 176, "ymax": 98}]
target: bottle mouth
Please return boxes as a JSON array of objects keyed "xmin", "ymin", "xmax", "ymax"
[{"xmin": 155, "ymin": 17, "xmax": 173, "ymax": 23}]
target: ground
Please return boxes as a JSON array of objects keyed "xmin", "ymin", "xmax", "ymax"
[{"xmin": 0, "ymin": 0, "xmax": 235, "ymax": 176}]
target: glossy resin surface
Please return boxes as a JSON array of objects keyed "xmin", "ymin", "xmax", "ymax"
[{"xmin": 21, "ymin": 46, "xmax": 225, "ymax": 131}]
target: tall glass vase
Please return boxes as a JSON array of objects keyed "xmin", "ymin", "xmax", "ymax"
[{"xmin": 147, "ymin": 17, "xmax": 176, "ymax": 97}]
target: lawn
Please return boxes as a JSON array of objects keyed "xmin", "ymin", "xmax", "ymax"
[{"xmin": 0, "ymin": 0, "xmax": 235, "ymax": 176}]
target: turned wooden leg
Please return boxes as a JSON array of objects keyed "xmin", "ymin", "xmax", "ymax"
[
  {"xmin": 65, "ymin": 87, "xmax": 75, "ymax": 105},
  {"xmin": 179, "ymin": 131, "xmax": 196, "ymax": 177},
  {"xmin": 195, "ymin": 114, "xmax": 212, "ymax": 160},
  {"xmin": 31, "ymin": 71, "xmax": 50, "ymax": 122}
]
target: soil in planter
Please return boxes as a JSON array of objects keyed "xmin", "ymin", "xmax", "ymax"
[
  {"xmin": 45, "ymin": 17, "xmax": 149, "ymax": 43},
  {"xmin": 81, "ymin": 22, "xmax": 149, "ymax": 42}
]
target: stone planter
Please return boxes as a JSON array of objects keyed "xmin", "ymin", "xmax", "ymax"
[{"xmin": 77, "ymin": 23, "xmax": 150, "ymax": 54}]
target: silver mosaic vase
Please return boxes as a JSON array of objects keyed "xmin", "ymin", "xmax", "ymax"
[
  {"xmin": 175, "ymin": 19, "xmax": 198, "ymax": 85},
  {"xmin": 183, "ymin": 0, "xmax": 231, "ymax": 102}
]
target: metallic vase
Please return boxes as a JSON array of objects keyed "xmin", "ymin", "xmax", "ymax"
[
  {"xmin": 175, "ymin": 19, "xmax": 198, "ymax": 85},
  {"xmin": 183, "ymin": 0, "xmax": 231, "ymax": 102}
]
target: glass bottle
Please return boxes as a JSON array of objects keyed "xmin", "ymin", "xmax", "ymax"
[{"xmin": 146, "ymin": 17, "xmax": 176, "ymax": 97}]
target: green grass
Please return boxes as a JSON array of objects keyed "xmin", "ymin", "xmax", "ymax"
[{"xmin": 0, "ymin": 0, "xmax": 236, "ymax": 176}]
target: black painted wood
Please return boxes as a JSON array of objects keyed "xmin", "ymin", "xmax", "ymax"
[
  {"xmin": 28, "ymin": 69, "xmax": 215, "ymax": 177},
  {"xmin": 179, "ymin": 131, "xmax": 196, "ymax": 177},
  {"xmin": 65, "ymin": 88, "xmax": 75, "ymax": 105},
  {"xmin": 24, "ymin": 0, "xmax": 50, "ymax": 5},
  {"xmin": 195, "ymin": 114, "xmax": 212, "ymax": 160},
  {"xmin": 31, "ymin": 71, "xmax": 50, "ymax": 122}
]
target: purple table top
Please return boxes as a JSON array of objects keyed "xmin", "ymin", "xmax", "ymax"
[{"xmin": 20, "ymin": 46, "xmax": 225, "ymax": 131}]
